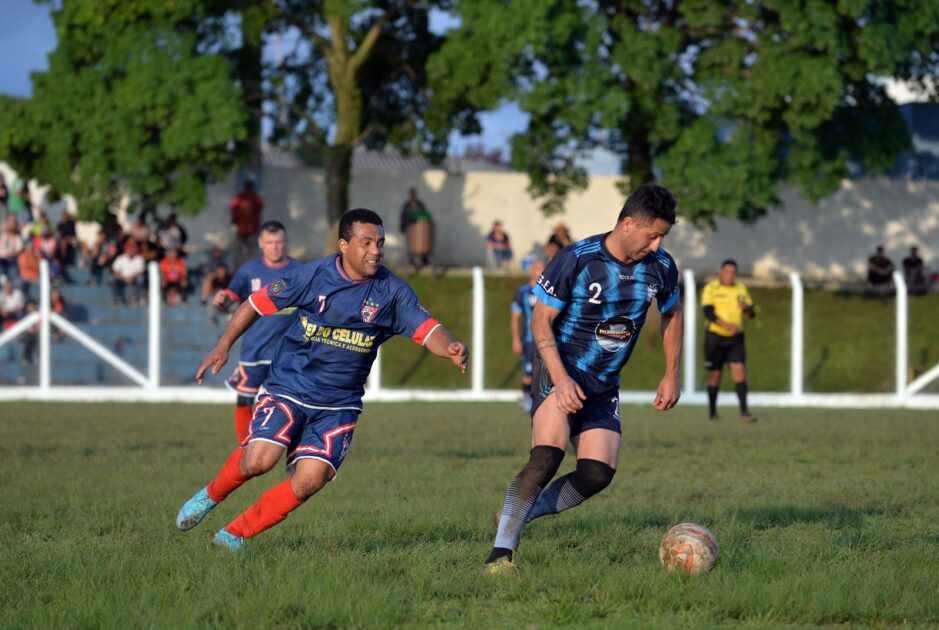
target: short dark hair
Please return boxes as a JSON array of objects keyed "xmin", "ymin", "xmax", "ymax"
[
  {"xmin": 721, "ymin": 259, "xmax": 738, "ymax": 269},
  {"xmin": 260, "ymin": 220, "xmax": 285, "ymax": 235},
  {"xmin": 339, "ymin": 208, "xmax": 384, "ymax": 242},
  {"xmin": 617, "ymin": 183, "xmax": 677, "ymax": 225}
]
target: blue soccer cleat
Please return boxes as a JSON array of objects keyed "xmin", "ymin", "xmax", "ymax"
[
  {"xmin": 213, "ymin": 528, "xmax": 245, "ymax": 552},
  {"xmin": 176, "ymin": 486, "xmax": 218, "ymax": 531}
]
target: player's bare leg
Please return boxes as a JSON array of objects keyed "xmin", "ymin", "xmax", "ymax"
[
  {"xmin": 175, "ymin": 440, "xmax": 282, "ymax": 532},
  {"xmin": 483, "ymin": 394, "xmax": 568, "ymax": 574},
  {"xmin": 730, "ymin": 362, "xmax": 756, "ymax": 423},
  {"xmin": 525, "ymin": 428, "xmax": 618, "ymax": 523},
  {"xmin": 706, "ymin": 369, "xmax": 722, "ymax": 420},
  {"xmin": 215, "ymin": 458, "xmax": 334, "ymax": 551}
]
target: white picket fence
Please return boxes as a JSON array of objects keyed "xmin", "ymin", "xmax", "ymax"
[{"xmin": 1, "ymin": 261, "xmax": 938, "ymax": 408}]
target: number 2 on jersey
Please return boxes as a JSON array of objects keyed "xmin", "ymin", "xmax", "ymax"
[{"xmin": 588, "ymin": 282, "xmax": 603, "ymax": 304}]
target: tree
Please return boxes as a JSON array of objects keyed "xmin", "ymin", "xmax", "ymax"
[
  {"xmin": 0, "ymin": 1, "xmax": 247, "ymax": 221},
  {"xmin": 428, "ymin": 0, "xmax": 939, "ymax": 225}
]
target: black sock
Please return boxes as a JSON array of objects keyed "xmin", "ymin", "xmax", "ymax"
[
  {"xmin": 485, "ymin": 547, "xmax": 514, "ymax": 563},
  {"xmin": 707, "ymin": 386, "xmax": 718, "ymax": 416},
  {"xmin": 735, "ymin": 381, "xmax": 749, "ymax": 415}
]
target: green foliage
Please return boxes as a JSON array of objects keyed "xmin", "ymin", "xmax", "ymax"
[
  {"xmin": 430, "ymin": 0, "xmax": 939, "ymax": 225},
  {"xmin": 0, "ymin": 2, "xmax": 247, "ymax": 222},
  {"xmin": 2, "ymin": 402, "xmax": 938, "ymax": 626}
]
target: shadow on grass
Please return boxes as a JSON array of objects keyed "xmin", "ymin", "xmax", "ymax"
[{"xmin": 731, "ymin": 504, "xmax": 896, "ymax": 529}]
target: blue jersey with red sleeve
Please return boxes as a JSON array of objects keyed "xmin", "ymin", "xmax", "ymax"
[
  {"xmin": 226, "ymin": 257, "xmax": 303, "ymax": 363},
  {"xmin": 534, "ymin": 234, "xmax": 680, "ymax": 393},
  {"xmin": 247, "ymin": 254, "xmax": 440, "ymax": 409}
]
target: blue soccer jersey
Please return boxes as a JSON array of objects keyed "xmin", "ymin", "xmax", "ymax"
[
  {"xmin": 534, "ymin": 234, "xmax": 680, "ymax": 393},
  {"xmin": 511, "ymin": 283, "xmax": 538, "ymax": 344},
  {"xmin": 226, "ymin": 257, "xmax": 303, "ymax": 363},
  {"xmin": 247, "ymin": 254, "xmax": 440, "ymax": 410}
]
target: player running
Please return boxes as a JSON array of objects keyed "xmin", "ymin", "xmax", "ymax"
[
  {"xmin": 214, "ymin": 220, "xmax": 302, "ymax": 442},
  {"xmin": 482, "ymin": 184, "xmax": 683, "ymax": 575},
  {"xmin": 510, "ymin": 260, "xmax": 545, "ymax": 413},
  {"xmin": 176, "ymin": 208, "xmax": 468, "ymax": 551}
]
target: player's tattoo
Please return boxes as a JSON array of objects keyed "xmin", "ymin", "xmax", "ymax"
[{"xmin": 536, "ymin": 340, "xmax": 556, "ymax": 350}]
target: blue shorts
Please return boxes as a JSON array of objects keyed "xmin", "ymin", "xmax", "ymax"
[
  {"xmin": 225, "ymin": 361, "xmax": 271, "ymax": 396},
  {"xmin": 530, "ymin": 354, "xmax": 621, "ymax": 436},
  {"xmin": 244, "ymin": 394, "xmax": 359, "ymax": 473},
  {"xmin": 521, "ymin": 341, "xmax": 535, "ymax": 378}
]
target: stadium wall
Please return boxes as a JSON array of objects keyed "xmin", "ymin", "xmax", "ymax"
[{"xmin": 4, "ymin": 160, "xmax": 939, "ymax": 281}]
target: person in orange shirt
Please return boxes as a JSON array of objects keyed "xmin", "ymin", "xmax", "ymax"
[
  {"xmin": 229, "ymin": 181, "xmax": 264, "ymax": 269},
  {"xmin": 159, "ymin": 248, "xmax": 189, "ymax": 306},
  {"xmin": 17, "ymin": 246, "xmax": 39, "ymax": 296}
]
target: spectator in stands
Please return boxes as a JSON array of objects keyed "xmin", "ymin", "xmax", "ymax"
[
  {"xmin": 128, "ymin": 214, "xmax": 152, "ymax": 247},
  {"xmin": 229, "ymin": 180, "xmax": 264, "ymax": 269},
  {"xmin": 203, "ymin": 262, "xmax": 232, "ymax": 326},
  {"xmin": 111, "ymin": 240, "xmax": 147, "ymax": 306},
  {"xmin": 57, "ymin": 210, "xmax": 86, "ymax": 273},
  {"xmin": 101, "ymin": 212, "xmax": 124, "ymax": 244},
  {"xmin": 0, "ymin": 280, "xmax": 25, "ymax": 329},
  {"xmin": 21, "ymin": 299, "xmax": 39, "ymax": 371},
  {"xmin": 89, "ymin": 230, "xmax": 117, "ymax": 287},
  {"xmin": 545, "ymin": 223, "xmax": 572, "ymax": 261},
  {"xmin": 29, "ymin": 210, "xmax": 54, "ymax": 238},
  {"xmin": 0, "ymin": 178, "xmax": 8, "ymax": 216},
  {"xmin": 0, "ymin": 216, "xmax": 23, "ymax": 282},
  {"xmin": 867, "ymin": 245, "xmax": 895, "ymax": 296},
  {"xmin": 8, "ymin": 178, "xmax": 31, "ymax": 227},
  {"xmin": 33, "ymin": 220, "xmax": 63, "ymax": 283},
  {"xmin": 160, "ymin": 247, "xmax": 189, "ymax": 306},
  {"xmin": 50, "ymin": 287, "xmax": 67, "ymax": 341},
  {"xmin": 17, "ymin": 245, "xmax": 39, "ymax": 297},
  {"xmin": 903, "ymin": 246, "xmax": 929, "ymax": 295},
  {"xmin": 486, "ymin": 220, "xmax": 513, "ymax": 268},
  {"xmin": 400, "ymin": 187, "xmax": 433, "ymax": 270},
  {"xmin": 157, "ymin": 212, "xmax": 188, "ymax": 256}
]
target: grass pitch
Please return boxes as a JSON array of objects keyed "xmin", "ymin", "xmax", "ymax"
[{"xmin": 2, "ymin": 402, "xmax": 938, "ymax": 628}]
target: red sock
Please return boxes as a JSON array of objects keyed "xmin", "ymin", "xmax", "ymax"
[
  {"xmin": 224, "ymin": 479, "xmax": 304, "ymax": 539},
  {"xmin": 234, "ymin": 404, "xmax": 253, "ymax": 443},
  {"xmin": 206, "ymin": 448, "xmax": 251, "ymax": 503}
]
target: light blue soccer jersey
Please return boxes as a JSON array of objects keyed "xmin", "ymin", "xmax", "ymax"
[
  {"xmin": 511, "ymin": 283, "xmax": 538, "ymax": 344},
  {"xmin": 534, "ymin": 234, "xmax": 680, "ymax": 393}
]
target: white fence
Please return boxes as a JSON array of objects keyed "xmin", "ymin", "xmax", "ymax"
[{"xmin": 1, "ymin": 261, "xmax": 938, "ymax": 408}]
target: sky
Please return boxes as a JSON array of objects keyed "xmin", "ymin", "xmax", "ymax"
[{"xmin": 0, "ymin": 1, "xmax": 538, "ymax": 159}]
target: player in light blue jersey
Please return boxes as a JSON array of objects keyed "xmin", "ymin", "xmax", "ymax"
[
  {"xmin": 511, "ymin": 260, "xmax": 545, "ymax": 413},
  {"xmin": 483, "ymin": 184, "xmax": 684, "ymax": 575},
  {"xmin": 177, "ymin": 209, "xmax": 468, "ymax": 551},
  {"xmin": 213, "ymin": 220, "xmax": 302, "ymax": 442}
]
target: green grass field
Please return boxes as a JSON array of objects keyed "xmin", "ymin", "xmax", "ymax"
[{"xmin": 2, "ymin": 402, "xmax": 938, "ymax": 628}]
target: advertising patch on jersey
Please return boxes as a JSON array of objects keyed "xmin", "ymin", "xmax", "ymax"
[
  {"xmin": 270, "ymin": 279, "xmax": 286, "ymax": 295},
  {"xmin": 595, "ymin": 315, "xmax": 635, "ymax": 352},
  {"xmin": 361, "ymin": 298, "xmax": 380, "ymax": 323}
]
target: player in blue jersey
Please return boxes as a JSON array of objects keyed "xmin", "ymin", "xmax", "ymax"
[
  {"xmin": 176, "ymin": 208, "xmax": 468, "ymax": 551},
  {"xmin": 213, "ymin": 220, "xmax": 302, "ymax": 442},
  {"xmin": 511, "ymin": 260, "xmax": 545, "ymax": 413},
  {"xmin": 482, "ymin": 184, "xmax": 684, "ymax": 575}
]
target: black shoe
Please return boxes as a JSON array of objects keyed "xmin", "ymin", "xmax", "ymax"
[{"xmin": 708, "ymin": 413, "xmax": 720, "ymax": 421}]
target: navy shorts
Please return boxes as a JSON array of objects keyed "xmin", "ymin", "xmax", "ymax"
[
  {"xmin": 530, "ymin": 354, "xmax": 621, "ymax": 436},
  {"xmin": 244, "ymin": 393, "xmax": 359, "ymax": 474},
  {"xmin": 225, "ymin": 361, "xmax": 271, "ymax": 396},
  {"xmin": 521, "ymin": 340, "xmax": 535, "ymax": 378}
]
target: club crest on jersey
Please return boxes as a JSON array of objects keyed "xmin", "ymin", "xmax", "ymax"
[
  {"xmin": 595, "ymin": 315, "xmax": 636, "ymax": 352},
  {"xmin": 270, "ymin": 279, "xmax": 286, "ymax": 295},
  {"xmin": 361, "ymin": 298, "xmax": 380, "ymax": 323}
]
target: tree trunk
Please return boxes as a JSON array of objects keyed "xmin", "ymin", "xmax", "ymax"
[
  {"xmin": 240, "ymin": 13, "xmax": 264, "ymax": 178},
  {"xmin": 325, "ymin": 143, "xmax": 353, "ymax": 253},
  {"xmin": 626, "ymin": 130, "xmax": 654, "ymax": 189}
]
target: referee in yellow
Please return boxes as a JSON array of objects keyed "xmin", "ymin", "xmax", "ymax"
[{"xmin": 701, "ymin": 259, "xmax": 757, "ymax": 423}]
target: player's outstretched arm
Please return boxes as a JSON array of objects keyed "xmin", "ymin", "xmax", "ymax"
[
  {"xmin": 423, "ymin": 325, "xmax": 469, "ymax": 374},
  {"xmin": 654, "ymin": 302, "xmax": 683, "ymax": 411},
  {"xmin": 196, "ymin": 300, "xmax": 261, "ymax": 384},
  {"xmin": 531, "ymin": 302, "xmax": 585, "ymax": 414}
]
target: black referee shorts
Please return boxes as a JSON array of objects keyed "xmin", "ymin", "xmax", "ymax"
[{"xmin": 703, "ymin": 330, "xmax": 746, "ymax": 370}]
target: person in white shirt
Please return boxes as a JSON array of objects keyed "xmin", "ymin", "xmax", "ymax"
[
  {"xmin": 0, "ymin": 217, "xmax": 23, "ymax": 281},
  {"xmin": 0, "ymin": 281, "xmax": 25, "ymax": 325},
  {"xmin": 111, "ymin": 240, "xmax": 147, "ymax": 306}
]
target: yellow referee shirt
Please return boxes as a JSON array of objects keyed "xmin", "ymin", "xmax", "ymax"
[{"xmin": 701, "ymin": 280, "xmax": 753, "ymax": 337}]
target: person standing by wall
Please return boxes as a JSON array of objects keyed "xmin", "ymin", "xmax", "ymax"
[{"xmin": 399, "ymin": 187, "xmax": 433, "ymax": 271}]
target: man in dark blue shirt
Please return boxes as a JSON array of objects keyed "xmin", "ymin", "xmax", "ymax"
[
  {"xmin": 176, "ymin": 208, "xmax": 468, "ymax": 551},
  {"xmin": 511, "ymin": 260, "xmax": 545, "ymax": 412},
  {"xmin": 483, "ymin": 184, "xmax": 684, "ymax": 575}
]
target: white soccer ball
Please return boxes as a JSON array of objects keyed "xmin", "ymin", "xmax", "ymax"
[{"xmin": 658, "ymin": 522, "xmax": 719, "ymax": 575}]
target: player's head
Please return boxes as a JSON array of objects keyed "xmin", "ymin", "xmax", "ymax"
[
  {"xmin": 528, "ymin": 259, "xmax": 545, "ymax": 283},
  {"xmin": 258, "ymin": 220, "xmax": 286, "ymax": 265},
  {"xmin": 338, "ymin": 208, "xmax": 385, "ymax": 279},
  {"xmin": 611, "ymin": 184, "xmax": 677, "ymax": 262},
  {"xmin": 719, "ymin": 259, "xmax": 737, "ymax": 285}
]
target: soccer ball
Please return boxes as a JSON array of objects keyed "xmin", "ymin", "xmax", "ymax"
[{"xmin": 658, "ymin": 522, "xmax": 718, "ymax": 575}]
